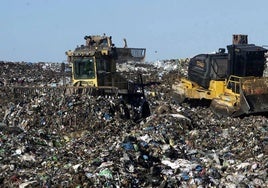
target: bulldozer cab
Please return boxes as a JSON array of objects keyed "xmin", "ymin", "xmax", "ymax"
[
  {"xmin": 72, "ymin": 56, "xmax": 98, "ymax": 86},
  {"xmin": 67, "ymin": 35, "xmax": 146, "ymax": 87},
  {"xmin": 227, "ymin": 44, "xmax": 267, "ymax": 77}
]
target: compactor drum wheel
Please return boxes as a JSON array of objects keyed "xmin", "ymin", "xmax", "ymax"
[
  {"xmin": 127, "ymin": 97, "xmax": 151, "ymax": 122},
  {"xmin": 115, "ymin": 100, "xmax": 131, "ymax": 120},
  {"xmin": 141, "ymin": 101, "xmax": 150, "ymax": 119}
]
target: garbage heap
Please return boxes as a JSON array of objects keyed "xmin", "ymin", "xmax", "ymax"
[{"xmin": 0, "ymin": 61, "xmax": 267, "ymax": 187}]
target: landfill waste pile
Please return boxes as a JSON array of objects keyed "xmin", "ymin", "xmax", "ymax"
[{"xmin": 0, "ymin": 60, "xmax": 267, "ymax": 187}]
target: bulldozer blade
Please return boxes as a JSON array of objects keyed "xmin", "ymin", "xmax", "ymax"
[
  {"xmin": 116, "ymin": 48, "xmax": 146, "ymax": 63},
  {"xmin": 211, "ymin": 77, "xmax": 268, "ymax": 118},
  {"xmin": 231, "ymin": 91, "xmax": 250, "ymax": 117},
  {"xmin": 240, "ymin": 77, "xmax": 268, "ymax": 114}
]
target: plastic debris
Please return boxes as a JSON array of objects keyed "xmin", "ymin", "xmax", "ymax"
[{"xmin": 0, "ymin": 61, "xmax": 267, "ymax": 187}]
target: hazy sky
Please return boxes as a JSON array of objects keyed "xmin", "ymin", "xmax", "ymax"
[{"xmin": 1, "ymin": 0, "xmax": 268, "ymax": 62}]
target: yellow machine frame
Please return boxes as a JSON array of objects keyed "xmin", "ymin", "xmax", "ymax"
[
  {"xmin": 173, "ymin": 74, "xmax": 268, "ymax": 117},
  {"xmin": 172, "ymin": 77, "xmax": 226, "ymax": 101}
]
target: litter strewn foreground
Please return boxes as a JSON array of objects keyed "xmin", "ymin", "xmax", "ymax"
[{"xmin": 0, "ymin": 61, "xmax": 267, "ymax": 187}]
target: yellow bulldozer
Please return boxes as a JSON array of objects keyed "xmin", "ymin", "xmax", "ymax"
[
  {"xmin": 172, "ymin": 34, "xmax": 268, "ymax": 117},
  {"xmin": 3, "ymin": 34, "xmax": 150, "ymax": 121},
  {"xmin": 65, "ymin": 34, "xmax": 150, "ymax": 121},
  {"xmin": 65, "ymin": 34, "xmax": 146, "ymax": 87}
]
